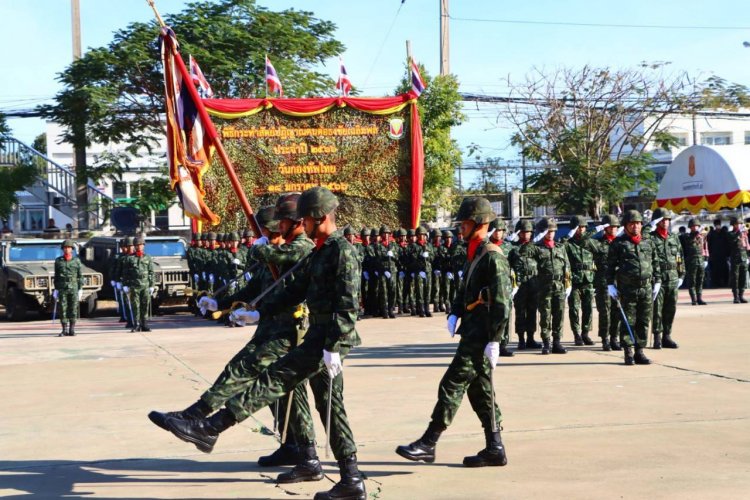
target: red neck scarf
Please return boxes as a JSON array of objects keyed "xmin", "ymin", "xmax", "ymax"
[
  {"xmin": 656, "ymin": 227, "xmax": 668, "ymax": 239},
  {"xmin": 467, "ymin": 237, "xmax": 482, "ymax": 262},
  {"xmin": 629, "ymin": 234, "xmax": 642, "ymax": 245},
  {"xmin": 543, "ymin": 238, "xmax": 555, "ymax": 249},
  {"xmin": 417, "ymin": 240, "xmax": 426, "ymax": 247},
  {"xmin": 230, "ymin": 247, "xmax": 237, "ymax": 254},
  {"xmin": 315, "ymin": 234, "xmax": 330, "ymax": 251},
  {"xmin": 605, "ymin": 233, "xmax": 616, "ymax": 243},
  {"xmin": 63, "ymin": 254, "xmax": 72, "ymax": 261},
  {"xmin": 136, "ymin": 250, "xmax": 144, "ymax": 257}
]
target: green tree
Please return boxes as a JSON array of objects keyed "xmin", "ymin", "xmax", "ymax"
[
  {"xmin": 396, "ymin": 66, "xmax": 464, "ymax": 221},
  {"xmin": 0, "ymin": 114, "xmax": 39, "ymax": 221}
]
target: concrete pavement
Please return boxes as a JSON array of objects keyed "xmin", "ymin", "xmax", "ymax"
[{"xmin": 1, "ymin": 289, "xmax": 749, "ymax": 499}]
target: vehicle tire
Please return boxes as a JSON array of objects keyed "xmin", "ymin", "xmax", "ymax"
[
  {"xmin": 81, "ymin": 293, "xmax": 97, "ymax": 318},
  {"xmin": 6, "ymin": 288, "xmax": 28, "ymax": 322}
]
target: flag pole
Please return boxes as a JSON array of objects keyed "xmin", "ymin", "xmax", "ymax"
[{"xmin": 264, "ymin": 54, "xmax": 269, "ymax": 98}]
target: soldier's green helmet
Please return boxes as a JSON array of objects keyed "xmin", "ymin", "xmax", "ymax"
[
  {"xmin": 601, "ymin": 214, "xmax": 621, "ymax": 227},
  {"xmin": 200, "ymin": 233, "xmax": 207, "ymax": 241},
  {"xmin": 516, "ymin": 219, "xmax": 534, "ymax": 232},
  {"xmin": 429, "ymin": 228, "xmax": 441, "ymax": 239},
  {"xmin": 369, "ymin": 228, "xmax": 378, "ymax": 238},
  {"xmin": 622, "ymin": 209, "xmax": 643, "ymax": 224},
  {"xmin": 217, "ymin": 233, "xmax": 225, "ymax": 243},
  {"xmin": 343, "ymin": 226, "xmax": 355, "ymax": 236},
  {"xmin": 134, "ymin": 235, "xmax": 146, "ymax": 245},
  {"xmin": 61, "ymin": 239, "xmax": 75, "ymax": 249},
  {"xmin": 124, "ymin": 236, "xmax": 135, "ymax": 246},
  {"xmin": 296, "ymin": 187, "xmax": 339, "ymax": 219},
  {"xmin": 688, "ymin": 218, "xmax": 699, "ymax": 227},
  {"xmin": 455, "ymin": 197, "xmax": 496, "ymax": 224},
  {"xmin": 229, "ymin": 232, "xmax": 239, "ymax": 241},
  {"xmin": 360, "ymin": 227, "xmax": 369, "ymax": 238},
  {"xmin": 274, "ymin": 192, "xmax": 302, "ymax": 221},
  {"xmin": 255, "ymin": 206, "xmax": 275, "ymax": 231},
  {"xmin": 379, "ymin": 225, "xmax": 391, "ymax": 235},
  {"xmin": 729, "ymin": 216, "xmax": 739, "ymax": 225},
  {"xmin": 490, "ymin": 218, "xmax": 507, "ymax": 231},
  {"xmin": 242, "ymin": 228, "xmax": 253, "ymax": 238},
  {"xmin": 536, "ymin": 217, "xmax": 557, "ymax": 232},
  {"xmin": 207, "ymin": 232, "xmax": 217, "ymax": 241},
  {"xmin": 397, "ymin": 228, "xmax": 408, "ymax": 237},
  {"xmin": 570, "ymin": 215, "xmax": 587, "ymax": 227},
  {"xmin": 442, "ymin": 230, "xmax": 453, "ymax": 239},
  {"xmin": 415, "ymin": 226, "xmax": 428, "ymax": 236},
  {"xmin": 406, "ymin": 228, "xmax": 415, "ymax": 237},
  {"xmin": 119, "ymin": 238, "xmax": 128, "ymax": 248},
  {"xmin": 651, "ymin": 207, "xmax": 672, "ymax": 220},
  {"xmin": 191, "ymin": 232, "xmax": 198, "ymax": 241}
]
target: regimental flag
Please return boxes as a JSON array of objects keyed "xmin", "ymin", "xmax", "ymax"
[
  {"xmin": 189, "ymin": 55, "xmax": 214, "ymax": 98},
  {"xmin": 265, "ymin": 55, "xmax": 283, "ymax": 96},
  {"xmin": 160, "ymin": 27, "xmax": 220, "ymax": 225},
  {"xmin": 411, "ymin": 60, "xmax": 426, "ymax": 97},
  {"xmin": 336, "ymin": 57, "xmax": 352, "ymax": 96}
]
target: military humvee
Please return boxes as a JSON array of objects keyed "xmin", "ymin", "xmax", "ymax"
[
  {"xmin": 82, "ymin": 235, "xmax": 191, "ymax": 313},
  {"xmin": 0, "ymin": 239, "xmax": 103, "ymax": 321}
]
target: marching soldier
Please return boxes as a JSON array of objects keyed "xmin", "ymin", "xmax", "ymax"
[
  {"xmin": 375, "ymin": 225, "xmax": 399, "ymax": 318},
  {"xmin": 727, "ymin": 216, "xmax": 749, "ymax": 304},
  {"xmin": 410, "ymin": 226, "xmax": 434, "ymax": 317},
  {"xmin": 396, "ymin": 197, "xmax": 509, "ymax": 468},
  {"xmin": 565, "ymin": 215, "xmax": 597, "ymax": 346},
  {"xmin": 121, "ymin": 235, "xmax": 155, "ymax": 332},
  {"xmin": 53, "ymin": 239, "xmax": 83, "ymax": 337},
  {"xmin": 509, "ymin": 220, "xmax": 540, "ymax": 350},
  {"xmin": 649, "ymin": 208, "xmax": 684, "ymax": 349},
  {"xmin": 679, "ymin": 219, "xmax": 708, "ymax": 305},
  {"xmin": 591, "ymin": 215, "xmax": 622, "ymax": 351},
  {"xmin": 606, "ymin": 210, "xmax": 661, "ymax": 365}
]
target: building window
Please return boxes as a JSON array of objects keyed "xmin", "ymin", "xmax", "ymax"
[
  {"xmin": 700, "ymin": 132, "xmax": 732, "ymax": 146},
  {"xmin": 19, "ymin": 208, "xmax": 45, "ymax": 231},
  {"xmin": 112, "ymin": 181, "xmax": 127, "ymax": 200},
  {"xmin": 745, "ymin": 132, "xmax": 750, "ymax": 145},
  {"xmin": 155, "ymin": 208, "xmax": 169, "ymax": 229},
  {"xmin": 672, "ymin": 133, "xmax": 688, "ymax": 147}
]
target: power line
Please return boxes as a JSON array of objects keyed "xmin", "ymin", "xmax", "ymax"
[{"xmin": 449, "ymin": 15, "xmax": 750, "ymax": 31}]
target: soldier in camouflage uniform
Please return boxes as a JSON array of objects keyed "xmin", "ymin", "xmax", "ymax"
[
  {"xmin": 565, "ymin": 215, "xmax": 598, "ymax": 346},
  {"xmin": 110, "ymin": 238, "xmax": 130, "ymax": 324},
  {"xmin": 591, "ymin": 214, "xmax": 622, "ymax": 351},
  {"xmin": 394, "ymin": 228, "xmax": 408, "ymax": 313},
  {"xmin": 364, "ymin": 228, "xmax": 380, "ymax": 316},
  {"xmin": 54, "ymin": 239, "xmax": 83, "ymax": 337},
  {"xmin": 509, "ymin": 220, "xmax": 540, "ymax": 350},
  {"xmin": 679, "ymin": 219, "xmax": 708, "ymax": 306},
  {"xmin": 429, "ymin": 229, "xmax": 444, "ymax": 313},
  {"xmin": 409, "ymin": 226, "xmax": 434, "ymax": 317},
  {"xmin": 403, "ymin": 228, "xmax": 417, "ymax": 314},
  {"xmin": 727, "ymin": 216, "xmax": 749, "ymax": 304},
  {"xmin": 606, "ymin": 210, "xmax": 661, "ymax": 365},
  {"xmin": 489, "ymin": 219, "xmax": 514, "ymax": 356},
  {"xmin": 374, "ymin": 225, "xmax": 399, "ymax": 318},
  {"xmin": 441, "ymin": 230, "xmax": 456, "ymax": 313},
  {"xmin": 396, "ymin": 197, "xmax": 509, "ymax": 468},
  {"xmin": 121, "ymin": 235, "xmax": 155, "ymax": 332},
  {"xmin": 449, "ymin": 228, "xmax": 467, "ymax": 311},
  {"xmin": 648, "ymin": 208, "xmax": 684, "ymax": 349},
  {"xmin": 356, "ymin": 228, "xmax": 369, "ymax": 315}
]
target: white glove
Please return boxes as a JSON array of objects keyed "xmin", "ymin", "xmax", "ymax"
[
  {"xmin": 607, "ymin": 284, "xmax": 618, "ymax": 299},
  {"xmin": 677, "ymin": 278, "xmax": 683, "ymax": 288},
  {"xmin": 77, "ymin": 289, "xmax": 83, "ymax": 301},
  {"xmin": 202, "ymin": 272, "xmax": 206, "ymax": 280},
  {"xmin": 446, "ymin": 272, "xmax": 453, "ymax": 280},
  {"xmin": 204, "ymin": 298, "xmax": 218, "ymax": 312},
  {"xmin": 374, "ymin": 271, "xmax": 379, "ymax": 277},
  {"xmin": 398, "ymin": 271, "xmax": 405, "ymax": 279},
  {"xmin": 208, "ymin": 273, "xmax": 215, "ymax": 283},
  {"xmin": 595, "ymin": 223, "xmax": 610, "ymax": 232},
  {"xmin": 565, "ymin": 286, "xmax": 572, "ymax": 299},
  {"xmin": 422, "ymin": 251, "xmax": 429, "ymax": 258},
  {"xmin": 511, "ymin": 286, "xmax": 519, "ymax": 299},
  {"xmin": 193, "ymin": 273, "xmax": 199, "ymax": 283},
  {"xmin": 702, "ymin": 261, "xmax": 708, "ymax": 269},
  {"xmin": 235, "ymin": 308, "xmax": 259, "ymax": 323},
  {"xmin": 123, "ymin": 286, "xmax": 130, "ymax": 294},
  {"xmin": 233, "ymin": 258, "xmax": 241, "ymax": 265},
  {"xmin": 148, "ymin": 286, "xmax": 155, "ymax": 295},
  {"xmin": 197, "ymin": 296, "xmax": 208, "ymax": 307},
  {"xmin": 649, "ymin": 217, "xmax": 664, "ymax": 229},
  {"xmin": 447, "ymin": 314, "xmax": 458, "ymax": 337},
  {"xmin": 434, "ymin": 270, "xmax": 441, "ymax": 277},
  {"xmin": 419, "ymin": 271, "xmax": 427, "ymax": 279},
  {"xmin": 244, "ymin": 271, "xmax": 252, "ymax": 281},
  {"xmin": 652, "ymin": 282, "xmax": 661, "ymax": 301},
  {"xmin": 616, "ymin": 227, "xmax": 625, "ymax": 237},
  {"xmin": 387, "ymin": 250, "xmax": 394, "ymax": 257},
  {"xmin": 116, "ymin": 282, "xmax": 123, "ymax": 291},
  {"xmin": 110, "ymin": 280, "xmax": 116, "ymax": 287},
  {"xmin": 323, "ymin": 350, "xmax": 343, "ymax": 378},
  {"xmin": 253, "ymin": 236, "xmax": 268, "ymax": 246},
  {"xmin": 228, "ymin": 311, "xmax": 244, "ymax": 327},
  {"xmin": 199, "ymin": 305, "xmax": 207, "ymax": 316},
  {"xmin": 410, "ymin": 272, "xmax": 415, "ymax": 278},
  {"xmin": 384, "ymin": 271, "xmax": 392, "ymax": 279},
  {"xmin": 458, "ymin": 270, "xmax": 464, "ymax": 278},
  {"xmin": 363, "ymin": 271, "xmax": 370, "ymax": 281},
  {"xmin": 52, "ymin": 289, "xmax": 59, "ymax": 300},
  {"xmin": 484, "ymin": 342, "xmax": 500, "ymax": 368}
]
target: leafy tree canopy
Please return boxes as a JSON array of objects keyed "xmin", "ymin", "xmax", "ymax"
[{"xmin": 0, "ymin": 113, "xmax": 39, "ymax": 221}]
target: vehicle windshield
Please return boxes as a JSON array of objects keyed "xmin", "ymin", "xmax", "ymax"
[
  {"xmin": 145, "ymin": 241, "xmax": 185, "ymax": 257},
  {"xmin": 9, "ymin": 244, "xmax": 76, "ymax": 261}
]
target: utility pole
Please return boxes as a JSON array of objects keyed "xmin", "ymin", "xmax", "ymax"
[
  {"xmin": 71, "ymin": 0, "xmax": 89, "ymax": 230},
  {"xmin": 439, "ymin": 0, "xmax": 449, "ymax": 76},
  {"xmin": 71, "ymin": 0, "xmax": 81, "ymax": 60}
]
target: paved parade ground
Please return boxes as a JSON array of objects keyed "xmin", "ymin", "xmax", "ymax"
[{"xmin": 1, "ymin": 288, "xmax": 749, "ymax": 499}]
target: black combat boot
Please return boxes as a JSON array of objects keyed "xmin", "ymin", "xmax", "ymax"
[
  {"xmin": 634, "ymin": 347, "xmax": 651, "ymax": 365},
  {"xmin": 740, "ymin": 292, "xmax": 748, "ymax": 304},
  {"xmin": 395, "ymin": 425, "xmax": 442, "ymax": 463},
  {"xmin": 424, "ymin": 303, "xmax": 433, "ymax": 317},
  {"xmin": 149, "ymin": 399, "xmax": 213, "ymax": 431},
  {"xmin": 125, "ymin": 320, "xmax": 134, "ymax": 329},
  {"xmin": 601, "ymin": 337, "xmax": 611, "ymax": 351},
  {"xmin": 409, "ymin": 305, "xmax": 416, "ymax": 316},
  {"xmin": 67, "ymin": 321, "xmax": 76, "ymax": 336},
  {"xmin": 445, "ymin": 303, "xmax": 451, "ymax": 314},
  {"xmin": 277, "ymin": 444, "xmax": 324, "ymax": 483},
  {"xmin": 551, "ymin": 340, "xmax": 567, "ymax": 354},
  {"xmin": 541, "ymin": 340, "xmax": 550, "ymax": 355},
  {"xmin": 525, "ymin": 333, "xmax": 541, "ymax": 349},
  {"xmin": 259, "ymin": 443, "xmax": 302, "ymax": 467},
  {"xmin": 581, "ymin": 333, "xmax": 595, "ymax": 345},
  {"xmin": 624, "ymin": 346, "xmax": 634, "ymax": 366},
  {"xmin": 58, "ymin": 323, "xmax": 68, "ymax": 337},
  {"xmin": 689, "ymin": 290, "xmax": 697, "ymax": 305},
  {"xmin": 380, "ymin": 308, "xmax": 388, "ymax": 318},
  {"xmin": 696, "ymin": 293, "xmax": 707, "ymax": 305},
  {"xmin": 463, "ymin": 429, "xmax": 508, "ymax": 467},
  {"xmin": 610, "ymin": 335, "xmax": 622, "ymax": 351},
  {"xmin": 140, "ymin": 320, "xmax": 151, "ymax": 332},
  {"xmin": 164, "ymin": 407, "xmax": 237, "ymax": 453},
  {"xmin": 417, "ymin": 304, "xmax": 425, "ymax": 318},
  {"xmin": 573, "ymin": 333, "xmax": 584, "ymax": 346},
  {"xmin": 517, "ymin": 332, "xmax": 526, "ymax": 350},
  {"xmin": 662, "ymin": 334, "xmax": 679, "ymax": 349},
  {"xmin": 313, "ymin": 454, "xmax": 366, "ymax": 500},
  {"xmin": 388, "ymin": 308, "xmax": 396, "ymax": 319},
  {"xmin": 499, "ymin": 344, "xmax": 514, "ymax": 357},
  {"xmin": 733, "ymin": 291, "xmax": 740, "ymax": 304},
  {"xmin": 438, "ymin": 302, "xmax": 446, "ymax": 312},
  {"xmin": 653, "ymin": 333, "xmax": 662, "ymax": 350}
]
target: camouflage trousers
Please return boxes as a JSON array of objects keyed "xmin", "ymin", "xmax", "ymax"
[
  {"xmin": 730, "ymin": 260, "xmax": 748, "ymax": 294},
  {"xmin": 429, "ymin": 337, "xmax": 502, "ymax": 432},
  {"xmin": 618, "ymin": 284, "xmax": 652, "ymax": 348},
  {"xmin": 414, "ymin": 273, "xmax": 432, "ymax": 307},
  {"xmin": 567, "ymin": 283, "xmax": 594, "ymax": 335},
  {"xmin": 537, "ymin": 283, "xmax": 566, "ymax": 341},
  {"xmin": 201, "ymin": 327, "xmax": 314, "ymax": 446},
  {"xmin": 58, "ymin": 289, "xmax": 79, "ymax": 323},
  {"xmin": 684, "ymin": 259, "xmax": 705, "ymax": 295},
  {"xmin": 430, "ymin": 271, "xmax": 442, "ymax": 305},
  {"xmin": 652, "ymin": 280, "xmax": 679, "ymax": 338},
  {"xmin": 225, "ymin": 327, "xmax": 357, "ymax": 460},
  {"xmin": 594, "ymin": 286, "xmax": 620, "ymax": 340},
  {"xmin": 444, "ymin": 273, "xmax": 457, "ymax": 309},
  {"xmin": 377, "ymin": 273, "xmax": 397, "ymax": 313},
  {"xmin": 403, "ymin": 273, "xmax": 415, "ymax": 309},
  {"xmin": 513, "ymin": 281, "xmax": 537, "ymax": 337},
  {"xmin": 129, "ymin": 287, "xmax": 151, "ymax": 326}
]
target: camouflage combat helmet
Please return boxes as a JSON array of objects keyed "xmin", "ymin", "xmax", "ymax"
[
  {"xmin": 134, "ymin": 235, "xmax": 146, "ymax": 245},
  {"xmin": 429, "ymin": 228, "xmax": 441, "ymax": 239},
  {"xmin": 379, "ymin": 225, "xmax": 391, "ymax": 235},
  {"xmin": 687, "ymin": 218, "xmax": 699, "ymax": 227},
  {"xmin": 119, "ymin": 238, "xmax": 129, "ymax": 248},
  {"xmin": 442, "ymin": 230, "xmax": 453, "ymax": 239},
  {"xmin": 296, "ymin": 187, "xmax": 339, "ymax": 219},
  {"xmin": 729, "ymin": 216, "xmax": 739, "ymax": 225},
  {"xmin": 651, "ymin": 207, "xmax": 672, "ymax": 221},
  {"xmin": 229, "ymin": 232, "xmax": 240, "ymax": 241},
  {"xmin": 455, "ymin": 197, "xmax": 496, "ymax": 224},
  {"xmin": 61, "ymin": 239, "xmax": 75, "ymax": 248},
  {"xmin": 490, "ymin": 218, "xmax": 507, "ymax": 231},
  {"xmin": 216, "ymin": 233, "xmax": 224, "ymax": 242},
  {"xmin": 406, "ymin": 228, "xmax": 415, "ymax": 237},
  {"xmin": 516, "ymin": 219, "xmax": 534, "ymax": 232},
  {"xmin": 369, "ymin": 228, "xmax": 378, "ymax": 238},
  {"xmin": 274, "ymin": 192, "xmax": 302, "ymax": 221},
  {"xmin": 242, "ymin": 228, "xmax": 253, "ymax": 238},
  {"xmin": 124, "ymin": 236, "xmax": 135, "ymax": 246},
  {"xmin": 199, "ymin": 233, "xmax": 208, "ymax": 241},
  {"xmin": 191, "ymin": 232, "xmax": 198, "ymax": 241},
  {"xmin": 396, "ymin": 228, "xmax": 408, "ymax": 237},
  {"xmin": 536, "ymin": 217, "xmax": 557, "ymax": 232},
  {"xmin": 360, "ymin": 227, "xmax": 369, "ymax": 237},
  {"xmin": 569, "ymin": 215, "xmax": 587, "ymax": 227},
  {"xmin": 255, "ymin": 206, "xmax": 275, "ymax": 230},
  {"xmin": 343, "ymin": 226, "xmax": 355, "ymax": 236},
  {"xmin": 207, "ymin": 232, "xmax": 217, "ymax": 241},
  {"xmin": 622, "ymin": 209, "xmax": 643, "ymax": 224},
  {"xmin": 415, "ymin": 226, "xmax": 429, "ymax": 236},
  {"xmin": 601, "ymin": 214, "xmax": 621, "ymax": 227}
]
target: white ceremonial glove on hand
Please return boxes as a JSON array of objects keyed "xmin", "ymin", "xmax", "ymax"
[
  {"xmin": 419, "ymin": 271, "xmax": 427, "ymax": 279},
  {"xmin": 244, "ymin": 272, "xmax": 252, "ymax": 282},
  {"xmin": 110, "ymin": 280, "xmax": 116, "ymax": 288},
  {"xmin": 422, "ymin": 251, "xmax": 430, "ymax": 258},
  {"xmin": 387, "ymin": 250, "xmax": 394, "ymax": 258},
  {"xmin": 702, "ymin": 261, "xmax": 708, "ymax": 269},
  {"xmin": 235, "ymin": 308, "xmax": 259, "ymax": 324},
  {"xmin": 677, "ymin": 278, "xmax": 684, "ymax": 288},
  {"xmin": 233, "ymin": 258, "xmax": 241, "ymax": 266},
  {"xmin": 123, "ymin": 286, "xmax": 130, "ymax": 294},
  {"xmin": 434, "ymin": 270, "xmax": 441, "ymax": 277},
  {"xmin": 197, "ymin": 296, "xmax": 208, "ymax": 307},
  {"xmin": 202, "ymin": 272, "xmax": 206, "ymax": 280},
  {"xmin": 410, "ymin": 272, "xmax": 415, "ymax": 278},
  {"xmin": 446, "ymin": 272, "xmax": 454, "ymax": 280},
  {"xmin": 484, "ymin": 342, "xmax": 500, "ymax": 369},
  {"xmin": 374, "ymin": 271, "xmax": 380, "ymax": 277},
  {"xmin": 384, "ymin": 271, "xmax": 392, "ymax": 279},
  {"xmin": 511, "ymin": 286, "xmax": 519, "ymax": 299},
  {"xmin": 116, "ymin": 282, "xmax": 123, "ymax": 291},
  {"xmin": 652, "ymin": 282, "xmax": 662, "ymax": 301},
  {"xmin": 193, "ymin": 273, "xmax": 199, "ymax": 283},
  {"xmin": 77, "ymin": 290, "xmax": 83, "ymax": 301},
  {"xmin": 565, "ymin": 286, "xmax": 572, "ymax": 300},
  {"xmin": 363, "ymin": 271, "xmax": 370, "ymax": 281},
  {"xmin": 398, "ymin": 271, "xmax": 405, "ymax": 279},
  {"xmin": 323, "ymin": 350, "xmax": 343, "ymax": 378},
  {"xmin": 148, "ymin": 287, "xmax": 155, "ymax": 295},
  {"xmin": 252, "ymin": 236, "xmax": 268, "ymax": 246},
  {"xmin": 595, "ymin": 223, "xmax": 610, "ymax": 232},
  {"xmin": 208, "ymin": 273, "xmax": 215, "ymax": 283},
  {"xmin": 447, "ymin": 314, "xmax": 458, "ymax": 337},
  {"xmin": 458, "ymin": 270, "xmax": 464, "ymax": 278},
  {"xmin": 205, "ymin": 298, "xmax": 218, "ymax": 312},
  {"xmin": 52, "ymin": 289, "xmax": 59, "ymax": 300},
  {"xmin": 607, "ymin": 284, "xmax": 618, "ymax": 299}
]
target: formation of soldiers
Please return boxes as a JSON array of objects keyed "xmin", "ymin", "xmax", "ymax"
[{"xmin": 108, "ymin": 235, "xmax": 155, "ymax": 332}]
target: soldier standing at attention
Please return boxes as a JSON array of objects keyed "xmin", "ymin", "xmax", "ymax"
[
  {"xmin": 121, "ymin": 235, "xmax": 155, "ymax": 332},
  {"xmin": 410, "ymin": 226, "xmax": 434, "ymax": 317},
  {"xmin": 591, "ymin": 215, "xmax": 622, "ymax": 351},
  {"xmin": 607, "ymin": 210, "xmax": 661, "ymax": 365},
  {"xmin": 375, "ymin": 225, "xmax": 398, "ymax": 318},
  {"xmin": 364, "ymin": 228, "xmax": 380, "ymax": 316},
  {"xmin": 679, "ymin": 219, "xmax": 708, "ymax": 306},
  {"xmin": 395, "ymin": 228, "xmax": 408, "ymax": 314},
  {"xmin": 565, "ymin": 215, "xmax": 597, "ymax": 346},
  {"xmin": 161, "ymin": 187, "xmax": 367, "ymax": 500},
  {"xmin": 356, "ymin": 228, "xmax": 369, "ymax": 316},
  {"xmin": 429, "ymin": 229, "xmax": 444, "ymax": 313},
  {"xmin": 396, "ymin": 197, "xmax": 509, "ymax": 468},
  {"xmin": 649, "ymin": 208, "xmax": 684, "ymax": 349},
  {"xmin": 509, "ymin": 220, "xmax": 540, "ymax": 350},
  {"xmin": 403, "ymin": 228, "xmax": 417, "ymax": 315},
  {"xmin": 110, "ymin": 238, "xmax": 130, "ymax": 324},
  {"xmin": 441, "ymin": 230, "xmax": 456, "ymax": 313},
  {"xmin": 727, "ymin": 216, "xmax": 749, "ymax": 303},
  {"xmin": 489, "ymin": 219, "xmax": 514, "ymax": 357},
  {"xmin": 54, "ymin": 239, "xmax": 83, "ymax": 337}
]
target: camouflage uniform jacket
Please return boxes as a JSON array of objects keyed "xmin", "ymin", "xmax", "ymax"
[
  {"xmin": 121, "ymin": 253, "xmax": 155, "ymax": 289},
  {"xmin": 565, "ymin": 234, "xmax": 597, "ymax": 286},
  {"xmin": 649, "ymin": 231, "xmax": 685, "ymax": 284},
  {"xmin": 679, "ymin": 231, "xmax": 706, "ymax": 263},
  {"xmin": 529, "ymin": 241, "xmax": 570, "ymax": 290},
  {"xmin": 54, "ymin": 256, "xmax": 83, "ymax": 291},
  {"xmin": 726, "ymin": 229, "xmax": 749, "ymax": 264},
  {"xmin": 407, "ymin": 242, "xmax": 434, "ymax": 274},
  {"xmin": 508, "ymin": 241, "xmax": 538, "ymax": 285},
  {"xmin": 590, "ymin": 234, "xmax": 616, "ymax": 288},
  {"xmin": 606, "ymin": 234, "xmax": 661, "ymax": 288},
  {"xmin": 449, "ymin": 240, "xmax": 467, "ymax": 275},
  {"xmin": 374, "ymin": 241, "xmax": 400, "ymax": 275}
]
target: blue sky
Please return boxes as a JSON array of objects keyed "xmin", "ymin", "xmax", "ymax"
[{"xmin": 2, "ymin": 0, "xmax": 750, "ymax": 186}]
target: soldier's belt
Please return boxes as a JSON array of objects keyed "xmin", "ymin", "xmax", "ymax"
[
  {"xmin": 308, "ymin": 312, "xmax": 336, "ymax": 325},
  {"xmin": 539, "ymin": 274, "xmax": 564, "ymax": 281},
  {"xmin": 617, "ymin": 277, "xmax": 651, "ymax": 287}
]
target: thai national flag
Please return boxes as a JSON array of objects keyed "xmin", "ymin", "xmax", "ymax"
[
  {"xmin": 411, "ymin": 60, "xmax": 426, "ymax": 97},
  {"xmin": 265, "ymin": 56, "xmax": 283, "ymax": 96},
  {"xmin": 189, "ymin": 55, "xmax": 214, "ymax": 98},
  {"xmin": 336, "ymin": 57, "xmax": 352, "ymax": 96}
]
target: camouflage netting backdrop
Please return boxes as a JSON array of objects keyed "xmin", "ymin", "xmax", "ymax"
[{"xmin": 203, "ymin": 106, "xmax": 413, "ymax": 232}]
